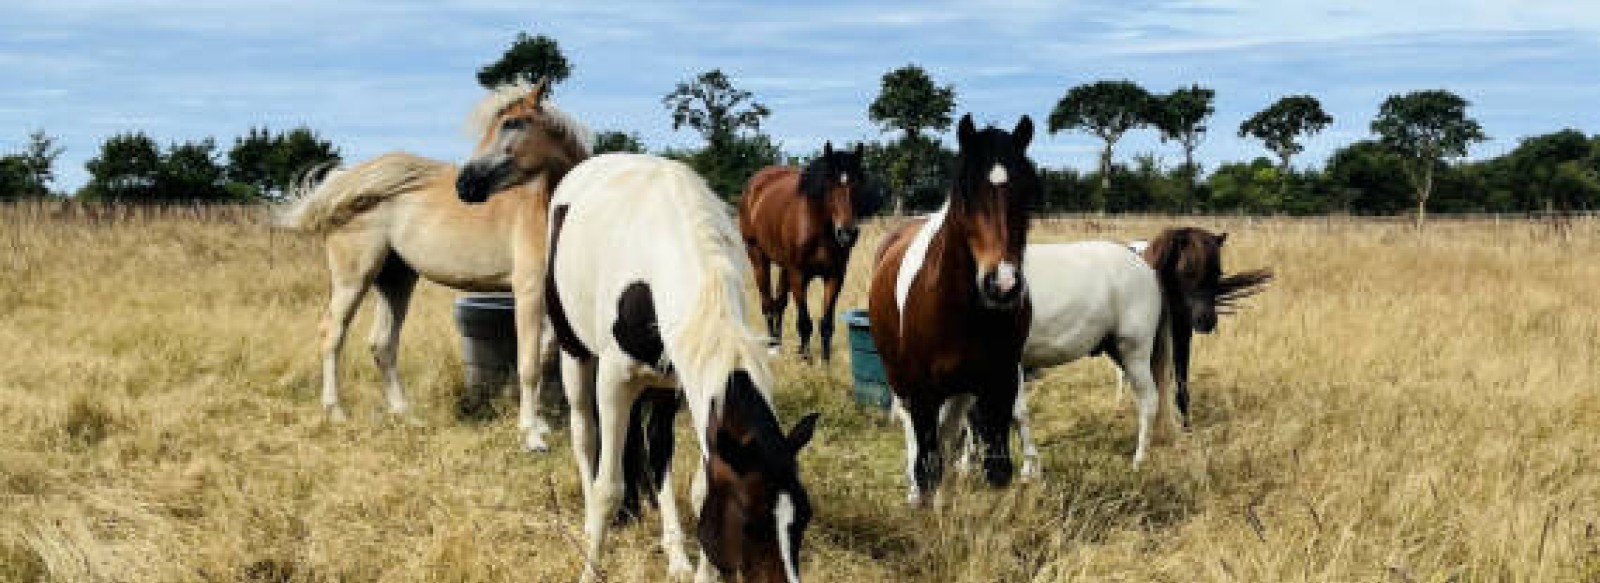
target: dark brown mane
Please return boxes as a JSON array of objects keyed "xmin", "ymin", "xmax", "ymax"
[{"xmin": 1217, "ymin": 268, "xmax": 1274, "ymax": 314}]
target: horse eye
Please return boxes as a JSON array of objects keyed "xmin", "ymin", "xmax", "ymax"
[{"xmin": 501, "ymin": 118, "xmax": 528, "ymax": 131}]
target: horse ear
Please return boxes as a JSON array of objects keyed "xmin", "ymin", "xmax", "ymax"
[
  {"xmin": 713, "ymin": 428, "xmax": 758, "ymax": 474},
  {"xmin": 823, "ymin": 141, "xmax": 834, "ymax": 158},
  {"xmin": 787, "ymin": 413, "xmax": 820, "ymax": 451},
  {"xmin": 1013, "ymin": 116, "xmax": 1034, "ymax": 151},
  {"xmin": 854, "ymin": 143, "xmax": 865, "ymax": 158},
  {"xmin": 1216, "ymin": 232, "xmax": 1228, "ymax": 246},
  {"xmin": 957, "ymin": 114, "xmax": 976, "ymax": 146}
]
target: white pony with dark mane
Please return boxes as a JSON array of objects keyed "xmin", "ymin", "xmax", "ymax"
[
  {"xmin": 963, "ymin": 241, "xmax": 1179, "ymax": 476},
  {"xmin": 486, "ymin": 153, "xmax": 818, "ymax": 583}
]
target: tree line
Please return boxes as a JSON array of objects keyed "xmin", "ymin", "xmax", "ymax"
[{"xmin": 5, "ymin": 31, "xmax": 1596, "ymax": 221}]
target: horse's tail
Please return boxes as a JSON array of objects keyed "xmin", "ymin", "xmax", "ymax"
[
  {"xmin": 1151, "ymin": 291, "xmax": 1178, "ymax": 432},
  {"xmin": 1215, "ymin": 268, "xmax": 1275, "ymax": 316},
  {"xmin": 276, "ymin": 152, "xmax": 447, "ymax": 233}
]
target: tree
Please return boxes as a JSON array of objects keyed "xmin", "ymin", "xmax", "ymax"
[
  {"xmin": 1323, "ymin": 141, "xmax": 1412, "ymax": 214},
  {"xmin": 477, "ymin": 33, "xmax": 571, "ymax": 90},
  {"xmin": 0, "ymin": 130, "xmax": 61, "ymax": 199},
  {"xmin": 1151, "ymin": 85, "xmax": 1215, "ymax": 211},
  {"xmin": 592, "ymin": 130, "xmax": 646, "ymax": 155},
  {"xmin": 1491, "ymin": 129, "xmax": 1597, "ymax": 213},
  {"xmin": 227, "ymin": 126, "xmax": 340, "ymax": 199},
  {"xmin": 662, "ymin": 69, "xmax": 771, "ymax": 151},
  {"xmin": 84, "ymin": 132, "xmax": 163, "ymax": 200},
  {"xmin": 1239, "ymin": 95, "xmax": 1332, "ymax": 201},
  {"xmin": 1048, "ymin": 80, "xmax": 1155, "ymax": 211},
  {"xmin": 868, "ymin": 64, "xmax": 957, "ymax": 214},
  {"xmin": 1370, "ymin": 90, "xmax": 1487, "ymax": 225},
  {"xmin": 159, "ymin": 138, "xmax": 227, "ymax": 200}
]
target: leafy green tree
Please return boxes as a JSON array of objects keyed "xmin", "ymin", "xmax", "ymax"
[
  {"xmin": 159, "ymin": 138, "xmax": 227, "ymax": 200},
  {"xmin": 869, "ymin": 64, "xmax": 957, "ymax": 214},
  {"xmin": 0, "ymin": 157, "xmax": 29, "ymax": 199},
  {"xmin": 859, "ymin": 136, "xmax": 956, "ymax": 213},
  {"xmin": 1323, "ymin": 141, "xmax": 1412, "ymax": 214},
  {"xmin": 1239, "ymin": 95, "xmax": 1332, "ymax": 200},
  {"xmin": 84, "ymin": 132, "xmax": 163, "ymax": 200},
  {"xmin": 1151, "ymin": 85, "xmax": 1215, "ymax": 211},
  {"xmin": 680, "ymin": 134, "xmax": 783, "ymax": 201},
  {"xmin": 662, "ymin": 69, "xmax": 771, "ymax": 151},
  {"xmin": 0, "ymin": 130, "xmax": 62, "ymax": 199},
  {"xmin": 477, "ymin": 32, "xmax": 571, "ymax": 90},
  {"xmin": 1207, "ymin": 157, "xmax": 1283, "ymax": 213},
  {"xmin": 226, "ymin": 126, "xmax": 340, "ymax": 199},
  {"xmin": 1048, "ymin": 80, "xmax": 1155, "ymax": 210},
  {"xmin": 592, "ymin": 130, "xmax": 646, "ymax": 155},
  {"xmin": 1370, "ymin": 89, "xmax": 1487, "ymax": 225},
  {"xmin": 1493, "ymin": 129, "xmax": 1599, "ymax": 212}
]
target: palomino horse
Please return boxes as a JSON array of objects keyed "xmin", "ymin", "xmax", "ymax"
[
  {"xmin": 1139, "ymin": 227, "xmax": 1273, "ymax": 426},
  {"xmin": 491, "ymin": 153, "xmax": 817, "ymax": 583},
  {"xmin": 280, "ymin": 80, "xmax": 589, "ymax": 448},
  {"xmin": 738, "ymin": 142, "xmax": 878, "ymax": 361},
  {"xmin": 867, "ymin": 114, "xmax": 1040, "ymax": 505}
]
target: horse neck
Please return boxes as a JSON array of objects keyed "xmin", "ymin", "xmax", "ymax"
[{"xmin": 926, "ymin": 204, "xmax": 979, "ymax": 288}]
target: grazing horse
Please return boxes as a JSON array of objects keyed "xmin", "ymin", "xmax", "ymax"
[
  {"xmin": 279, "ymin": 79, "xmax": 588, "ymax": 448},
  {"xmin": 738, "ymin": 142, "xmax": 877, "ymax": 361},
  {"xmin": 495, "ymin": 153, "xmax": 818, "ymax": 583},
  {"xmin": 867, "ymin": 114, "xmax": 1039, "ymax": 505},
  {"xmin": 1139, "ymin": 227, "xmax": 1273, "ymax": 426}
]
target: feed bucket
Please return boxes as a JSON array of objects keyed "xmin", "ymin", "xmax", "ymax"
[{"xmin": 842, "ymin": 309, "xmax": 893, "ymax": 409}]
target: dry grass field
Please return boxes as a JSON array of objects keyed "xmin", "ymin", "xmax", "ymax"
[{"xmin": 2, "ymin": 203, "xmax": 1597, "ymax": 582}]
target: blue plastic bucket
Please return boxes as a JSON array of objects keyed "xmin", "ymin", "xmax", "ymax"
[{"xmin": 842, "ymin": 309, "xmax": 893, "ymax": 409}]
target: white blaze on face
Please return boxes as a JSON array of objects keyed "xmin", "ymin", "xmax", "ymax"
[
  {"xmin": 989, "ymin": 163, "xmax": 1008, "ymax": 186},
  {"xmin": 776, "ymin": 492, "xmax": 801, "ymax": 583},
  {"xmin": 839, "ymin": 173, "xmax": 848, "ymax": 185}
]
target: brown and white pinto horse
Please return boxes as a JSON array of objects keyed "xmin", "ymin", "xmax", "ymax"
[
  {"xmin": 739, "ymin": 142, "xmax": 877, "ymax": 361},
  {"xmin": 867, "ymin": 114, "xmax": 1040, "ymax": 505}
]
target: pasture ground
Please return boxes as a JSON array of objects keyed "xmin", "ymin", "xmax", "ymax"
[{"xmin": 1, "ymin": 204, "xmax": 1597, "ymax": 582}]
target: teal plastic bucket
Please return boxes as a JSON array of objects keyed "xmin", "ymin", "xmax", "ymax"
[{"xmin": 842, "ymin": 309, "xmax": 893, "ymax": 409}]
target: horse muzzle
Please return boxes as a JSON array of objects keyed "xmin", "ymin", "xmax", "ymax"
[
  {"xmin": 455, "ymin": 159, "xmax": 510, "ymax": 204},
  {"xmin": 833, "ymin": 225, "xmax": 859, "ymax": 248},
  {"xmin": 977, "ymin": 262, "xmax": 1024, "ymax": 310}
]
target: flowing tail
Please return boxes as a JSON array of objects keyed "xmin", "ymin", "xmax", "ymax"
[{"xmin": 276, "ymin": 152, "xmax": 447, "ymax": 233}]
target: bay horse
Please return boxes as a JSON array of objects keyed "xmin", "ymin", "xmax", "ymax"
[
  {"xmin": 505, "ymin": 152, "xmax": 818, "ymax": 583},
  {"xmin": 738, "ymin": 142, "xmax": 878, "ymax": 361},
  {"xmin": 866, "ymin": 114, "xmax": 1039, "ymax": 505},
  {"xmin": 279, "ymin": 79, "xmax": 589, "ymax": 451}
]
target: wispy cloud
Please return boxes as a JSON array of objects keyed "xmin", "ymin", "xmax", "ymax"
[{"xmin": 1, "ymin": 0, "xmax": 1595, "ymax": 189}]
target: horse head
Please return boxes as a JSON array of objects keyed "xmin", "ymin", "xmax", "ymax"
[
  {"xmin": 456, "ymin": 78, "xmax": 591, "ymax": 203},
  {"xmin": 951, "ymin": 114, "xmax": 1040, "ymax": 310},
  {"xmin": 1147, "ymin": 228, "xmax": 1228, "ymax": 332},
  {"xmin": 799, "ymin": 142, "xmax": 873, "ymax": 248},
  {"xmin": 699, "ymin": 372, "xmax": 819, "ymax": 583}
]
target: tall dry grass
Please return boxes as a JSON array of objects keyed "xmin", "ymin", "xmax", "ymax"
[{"xmin": 1, "ymin": 203, "xmax": 1597, "ymax": 582}]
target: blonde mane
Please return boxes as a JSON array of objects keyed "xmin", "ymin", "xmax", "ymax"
[{"xmin": 463, "ymin": 81, "xmax": 595, "ymax": 154}]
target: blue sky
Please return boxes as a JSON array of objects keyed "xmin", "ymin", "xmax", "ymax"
[{"xmin": 3, "ymin": 0, "xmax": 1597, "ymax": 191}]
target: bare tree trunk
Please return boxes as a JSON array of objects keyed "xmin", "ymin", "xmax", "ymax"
[
  {"xmin": 1183, "ymin": 145, "xmax": 1197, "ymax": 213},
  {"xmin": 1278, "ymin": 153, "xmax": 1293, "ymax": 204},
  {"xmin": 1098, "ymin": 141, "xmax": 1113, "ymax": 213},
  {"xmin": 1415, "ymin": 163, "xmax": 1434, "ymax": 229}
]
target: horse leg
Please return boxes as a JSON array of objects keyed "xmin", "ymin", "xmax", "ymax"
[
  {"xmin": 771, "ymin": 267, "xmax": 791, "ymax": 355},
  {"xmin": 318, "ymin": 237, "xmax": 381, "ymax": 422},
  {"xmin": 515, "ymin": 285, "xmax": 552, "ymax": 452},
  {"xmin": 618, "ymin": 396, "xmax": 649, "ymax": 525},
  {"xmin": 748, "ymin": 247, "xmax": 780, "ymax": 354},
  {"xmin": 787, "ymin": 269, "xmax": 813, "ymax": 362},
  {"xmin": 936, "ymin": 394, "xmax": 976, "ymax": 503},
  {"xmin": 1119, "ymin": 338, "xmax": 1162, "ymax": 467},
  {"xmin": 1012, "ymin": 369, "xmax": 1041, "ymax": 481},
  {"xmin": 1172, "ymin": 323, "xmax": 1194, "ymax": 430},
  {"xmin": 817, "ymin": 272, "xmax": 844, "ymax": 364},
  {"xmin": 368, "ymin": 255, "xmax": 418, "ymax": 421},
  {"xmin": 972, "ymin": 375, "xmax": 1019, "ymax": 488},
  {"xmin": 581, "ymin": 360, "xmax": 642, "ymax": 583},
  {"xmin": 895, "ymin": 396, "xmax": 942, "ymax": 506},
  {"xmin": 646, "ymin": 394, "xmax": 692, "ymax": 576},
  {"xmin": 563, "ymin": 355, "xmax": 599, "ymax": 504}
]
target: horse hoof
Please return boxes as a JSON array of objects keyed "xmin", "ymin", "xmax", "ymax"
[
  {"xmin": 1020, "ymin": 461, "xmax": 1040, "ymax": 482},
  {"xmin": 524, "ymin": 433, "xmax": 550, "ymax": 453},
  {"xmin": 666, "ymin": 555, "xmax": 694, "ymax": 578},
  {"xmin": 325, "ymin": 406, "xmax": 348, "ymax": 423},
  {"xmin": 767, "ymin": 345, "xmax": 780, "ymax": 356}
]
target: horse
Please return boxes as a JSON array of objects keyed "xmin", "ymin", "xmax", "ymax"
[
  {"xmin": 967, "ymin": 228, "xmax": 1273, "ymax": 476},
  {"xmin": 278, "ymin": 79, "xmax": 589, "ymax": 451},
  {"xmin": 866, "ymin": 114, "xmax": 1040, "ymax": 505},
  {"xmin": 1138, "ymin": 227, "xmax": 1274, "ymax": 426},
  {"xmin": 738, "ymin": 142, "xmax": 878, "ymax": 362},
  {"xmin": 498, "ymin": 152, "xmax": 818, "ymax": 583}
]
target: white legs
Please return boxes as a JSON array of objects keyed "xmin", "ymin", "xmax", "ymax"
[
  {"xmin": 319, "ymin": 283, "xmax": 366, "ymax": 422},
  {"xmin": 894, "ymin": 397, "xmax": 923, "ymax": 505}
]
